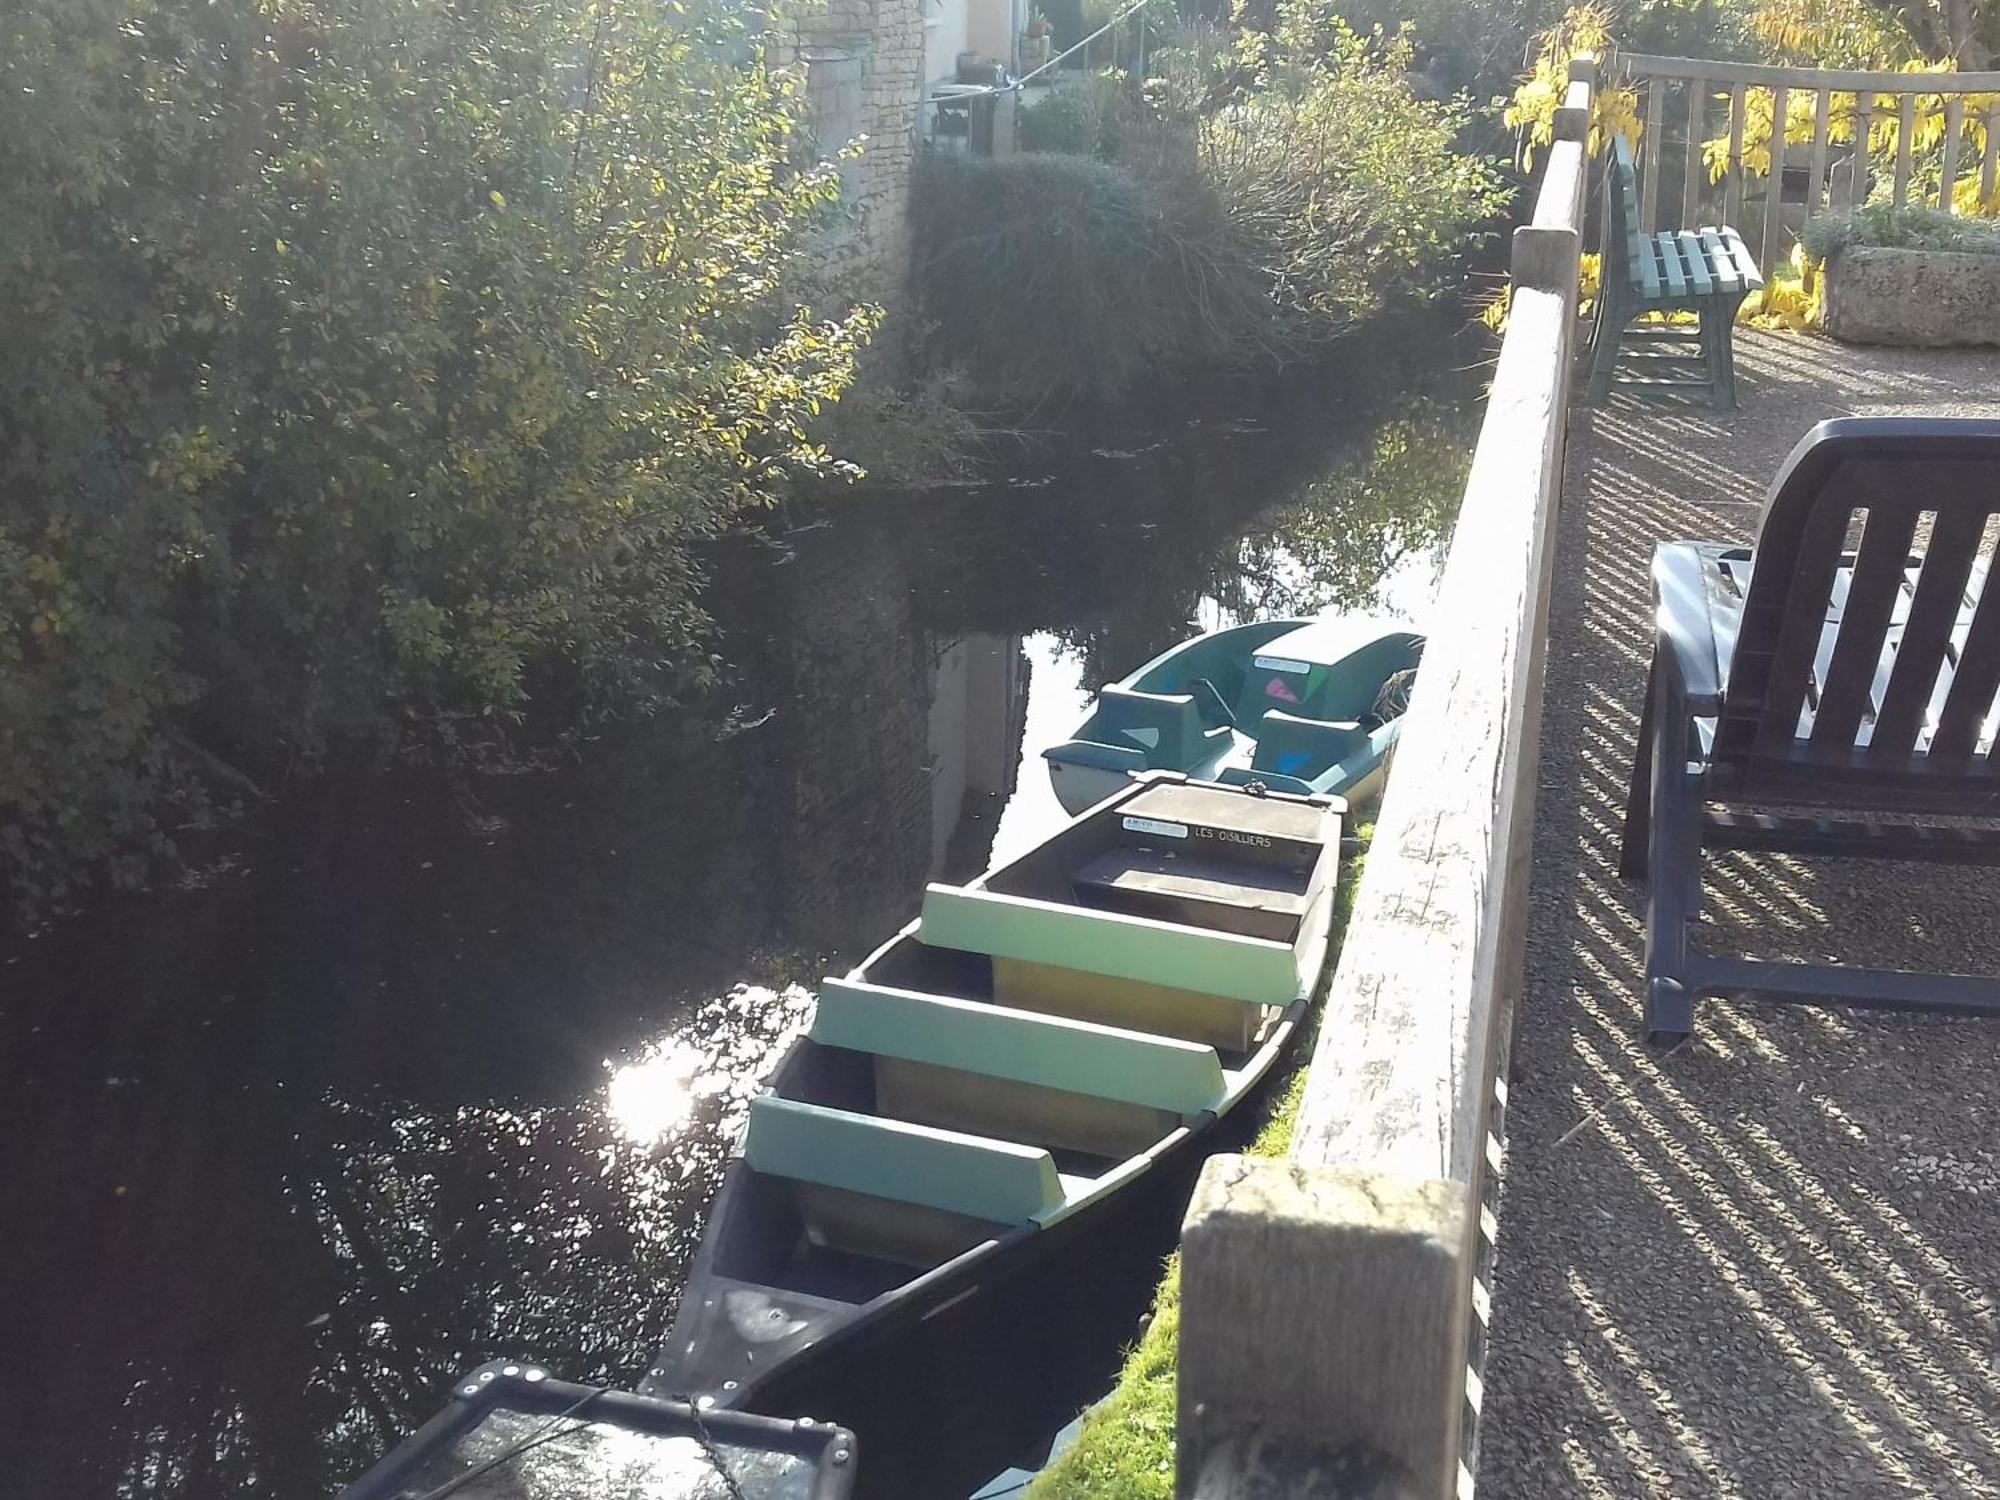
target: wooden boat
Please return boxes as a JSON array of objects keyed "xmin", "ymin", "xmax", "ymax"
[
  {"xmin": 643, "ymin": 775, "xmax": 1342, "ymax": 1413},
  {"xmin": 1042, "ymin": 616, "xmax": 1424, "ymax": 816}
]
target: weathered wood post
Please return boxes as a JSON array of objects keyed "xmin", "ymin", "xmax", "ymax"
[{"xmin": 1174, "ymin": 58, "xmax": 1592, "ymax": 1500}]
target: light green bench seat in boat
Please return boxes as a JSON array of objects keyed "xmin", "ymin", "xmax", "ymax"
[
  {"xmin": 810, "ymin": 978, "xmax": 1227, "ymax": 1116},
  {"xmin": 742, "ymin": 1094, "xmax": 1066, "ymax": 1225},
  {"xmin": 919, "ymin": 885, "xmax": 1306, "ymax": 1006}
]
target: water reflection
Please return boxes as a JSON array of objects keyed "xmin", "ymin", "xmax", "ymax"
[{"xmin": 0, "ymin": 348, "xmax": 1480, "ymax": 1497}]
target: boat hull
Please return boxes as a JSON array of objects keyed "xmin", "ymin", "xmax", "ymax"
[
  {"xmin": 1044, "ymin": 617, "xmax": 1420, "ymax": 818},
  {"xmin": 669, "ymin": 1048, "xmax": 1291, "ymax": 1499}
]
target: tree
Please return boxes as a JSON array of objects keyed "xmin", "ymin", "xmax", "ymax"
[{"xmin": 0, "ymin": 0, "xmax": 872, "ymax": 916}]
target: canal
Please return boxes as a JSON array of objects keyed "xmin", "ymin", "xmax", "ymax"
[{"xmin": 0, "ymin": 327, "xmax": 1481, "ymax": 1497}]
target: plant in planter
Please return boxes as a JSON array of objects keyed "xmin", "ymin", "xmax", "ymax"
[{"xmin": 1803, "ymin": 204, "xmax": 2000, "ymax": 347}]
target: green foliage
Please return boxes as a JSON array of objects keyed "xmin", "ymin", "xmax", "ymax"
[
  {"xmin": 1224, "ymin": 402, "xmax": 1473, "ymax": 615},
  {"xmin": 918, "ymin": 4, "xmax": 1508, "ymax": 398},
  {"xmin": 912, "ymin": 153, "xmax": 1268, "ymax": 396},
  {"xmin": 1803, "ymin": 201, "xmax": 2000, "ymax": 257},
  {"xmin": 0, "ymin": 0, "xmax": 873, "ymax": 916},
  {"xmin": 1019, "ymin": 73, "xmax": 1147, "ymax": 156},
  {"xmin": 1193, "ymin": 9, "xmax": 1511, "ymax": 341}
]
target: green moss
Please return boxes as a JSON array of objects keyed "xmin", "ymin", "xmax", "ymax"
[
  {"xmin": 1802, "ymin": 202, "xmax": 2000, "ymax": 262},
  {"xmin": 1025, "ymin": 829, "xmax": 1369, "ymax": 1499}
]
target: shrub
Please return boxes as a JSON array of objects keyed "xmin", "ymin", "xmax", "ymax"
[
  {"xmin": 0, "ymin": 0, "xmax": 872, "ymax": 916},
  {"xmin": 1802, "ymin": 201, "xmax": 2000, "ymax": 260},
  {"xmin": 1194, "ymin": 7, "xmax": 1511, "ymax": 344},
  {"xmin": 918, "ymin": 4, "xmax": 1509, "ymax": 396},
  {"xmin": 911, "ymin": 153, "xmax": 1268, "ymax": 395},
  {"xmin": 1018, "ymin": 72, "xmax": 1145, "ymax": 157}
]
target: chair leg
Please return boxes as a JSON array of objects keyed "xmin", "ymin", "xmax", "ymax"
[
  {"xmin": 1642, "ymin": 693, "xmax": 1704, "ymax": 1044},
  {"xmin": 1619, "ymin": 656, "xmax": 1658, "ymax": 880}
]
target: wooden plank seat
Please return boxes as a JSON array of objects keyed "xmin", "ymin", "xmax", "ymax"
[
  {"xmin": 1585, "ymin": 135, "xmax": 1763, "ymax": 409},
  {"xmin": 744, "ymin": 1096, "xmax": 1066, "ymax": 1223},
  {"xmin": 811, "ymin": 979, "xmax": 1228, "ymax": 1113},
  {"xmin": 1070, "ymin": 846, "xmax": 1307, "ymax": 942},
  {"xmin": 810, "ymin": 978, "xmax": 1227, "ymax": 1159},
  {"xmin": 1619, "ymin": 418, "xmax": 2000, "ymax": 1041},
  {"xmin": 918, "ymin": 878, "xmax": 1311, "ymax": 1053}
]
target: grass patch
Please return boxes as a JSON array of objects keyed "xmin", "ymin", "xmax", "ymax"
[{"xmin": 1025, "ymin": 830, "xmax": 1369, "ymax": 1499}]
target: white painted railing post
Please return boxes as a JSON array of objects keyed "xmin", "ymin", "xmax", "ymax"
[{"xmin": 1174, "ymin": 64, "xmax": 1590, "ymax": 1500}]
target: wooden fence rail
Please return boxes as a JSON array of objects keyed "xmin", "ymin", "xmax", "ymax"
[
  {"xmin": 1173, "ymin": 55, "xmax": 1594, "ymax": 1500},
  {"xmin": 1619, "ymin": 52, "xmax": 2000, "ymax": 273}
]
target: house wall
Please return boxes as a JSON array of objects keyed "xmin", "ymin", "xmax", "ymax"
[
  {"xmin": 774, "ymin": 0, "xmax": 925, "ymax": 297},
  {"xmin": 922, "ymin": 0, "xmax": 971, "ymax": 86},
  {"xmin": 966, "ymin": 0, "xmax": 1016, "ymax": 68}
]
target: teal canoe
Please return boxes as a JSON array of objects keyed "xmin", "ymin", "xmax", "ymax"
[
  {"xmin": 1043, "ymin": 616, "xmax": 1423, "ymax": 815},
  {"xmin": 647, "ymin": 775, "xmax": 1343, "ymax": 1411}
]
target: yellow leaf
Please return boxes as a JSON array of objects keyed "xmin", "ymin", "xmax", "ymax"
[{"xmin": 489, "ymin": 190, "xmax": 508, "ymax": 209}]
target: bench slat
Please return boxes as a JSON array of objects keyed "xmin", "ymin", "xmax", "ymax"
[
  {"xmin": 1676, "ymin": 231, "xmax": 1715, "ymax": 296},
  {"xmin": 1699, "ymin": 228, "xmax": 1740, "ymax": 294}
]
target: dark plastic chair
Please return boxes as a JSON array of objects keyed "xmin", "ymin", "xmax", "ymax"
[{"xmin": 1620, "ymin": 417, "xmax": 2000, "ymax": 1041}]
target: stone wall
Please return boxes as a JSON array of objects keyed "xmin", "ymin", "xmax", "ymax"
[
  {"xmin": 1823, "ymin": 246, "xmax": 2000, "ymax": 348},
  {"xmin": 776, "ymin": 0, "xmax": 925, "ymax": 298}
]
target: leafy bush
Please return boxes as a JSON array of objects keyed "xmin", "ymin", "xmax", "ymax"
[
  {"xmin": 1193, "ymin": 7, "xmax": 1511, "ymax": 343},
  {"xmin": 0, "ymin": 0, "xmax": 872, "ymax": 916},
  {"xmin": 1802, "ymin": 202, "xmax": 2000, "ymax": 260},
  {"xmin": 918, "ymin": 3, "xmax": 1508, "ymax": 396},
  {"xmin": 1018, "ymin": 73, "xmax": 1145, "ymax": 157},
  {"xmin": 912, "ymin": 153, "xmax": 1267, "ymax": 395}
]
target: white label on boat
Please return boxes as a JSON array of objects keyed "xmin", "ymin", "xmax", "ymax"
[
  {"xmin": 1123, "ymin": 815, "xmax": 1188, "ymax": 839},
  {"xmin": 1252, "ymin": 655, "xmax": 1312, "ymax": 675}
]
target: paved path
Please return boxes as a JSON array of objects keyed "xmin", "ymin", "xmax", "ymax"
[{"xmin": 1480, "ymin": 332, "xmax": 2000, "ymax": 1500}]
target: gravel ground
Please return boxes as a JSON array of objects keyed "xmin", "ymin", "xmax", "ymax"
[{"xmin": 1478, "ymin": 331, "xmax": 2000, "ymax": 1500}]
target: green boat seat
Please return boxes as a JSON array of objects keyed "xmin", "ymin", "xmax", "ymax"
[
  {"xmin": 810, "ymin": 978, "xmax": 1227, "ymax": 1115},
  {"xmin": 1250, "ymin": 711, "xmax": 1365, "ymax": 781},
  {"xmin": 919, "ymin": 885, "xmax": 1306, "ymax": 1007},
  {"xmin": 743, "ymin": 1094, "xmax": 1065, "ymax": 1225},
  {"xmin": 1093, "ymin": 685, "xmax": 1229, "ymax": 769}
]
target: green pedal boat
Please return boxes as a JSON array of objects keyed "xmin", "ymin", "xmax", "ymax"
[
  {"xmin": 1043, "ymin": 616, "xmax": 1424, "ymax": 816},
  {"xmin": 643, "ymin": 775, "xmax": 1342, "ymax": 1414}
]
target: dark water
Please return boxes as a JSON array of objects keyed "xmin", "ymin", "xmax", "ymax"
[{"xmin": 0, "ymin": 336, "xmax": 1481, "ymax": 1499}]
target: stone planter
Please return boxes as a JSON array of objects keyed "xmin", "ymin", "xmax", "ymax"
[{"xmin": 1823, "ymin": 245, "xmax": 2000, "ymax": 347}]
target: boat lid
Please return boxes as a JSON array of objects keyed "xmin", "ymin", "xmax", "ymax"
[{"xmin": 1248, "ymin": 616, "xmax": 1415, "ymax": 674}]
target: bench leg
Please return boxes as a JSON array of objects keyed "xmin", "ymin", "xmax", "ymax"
[
  {"xmin": 1584, "ymin": 298, "xmax": 1627, "ymax": 406},
  {"xmin": 1707, "ymin": 296, "xmax": 1743, "ymax": 410}
]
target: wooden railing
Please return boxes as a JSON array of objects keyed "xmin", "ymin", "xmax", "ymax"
[
  {"xmin": 1172, "ymin": 56, "xmax": 1594, "ymax": 1500},
  {"xmin": 1618, "ymin": 52, "xmax": 2000, "ymax": 271}
]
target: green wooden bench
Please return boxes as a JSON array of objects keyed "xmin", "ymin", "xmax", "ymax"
[{"xmin": 1584, "ymin": 135, "xmax": 1763, "ymax": 409}]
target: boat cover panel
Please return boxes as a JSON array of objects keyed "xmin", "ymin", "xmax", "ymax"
[
  {"xmin": 743, "ymin": 1096, "xmax": 1062, "ymax": 1225},
  {"xmin": 811, "ymin": 978, "xmax": 1227, "ymax": 1114},
  {"xmin": 919, "ymin": 885, "xmax": 1303, "ymax": 1004}
]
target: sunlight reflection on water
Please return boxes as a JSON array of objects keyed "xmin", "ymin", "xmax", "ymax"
[{"xmin": 603, "ymin": 982, "xmax": 817, "ymax": 1150}]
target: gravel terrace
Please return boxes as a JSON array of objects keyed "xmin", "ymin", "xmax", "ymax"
[{"xmin": 1479, "ymin": 330, "xmax": 2000, "ymax": 1500}]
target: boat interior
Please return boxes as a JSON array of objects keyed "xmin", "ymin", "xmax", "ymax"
[
  {"xmin": 707, "ymin": 781, "xmax": 1341, "ymax": 1301},
  {"xmin": 1072, "ymin": 620, "xmax": 1425, "ymax": 786}
]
